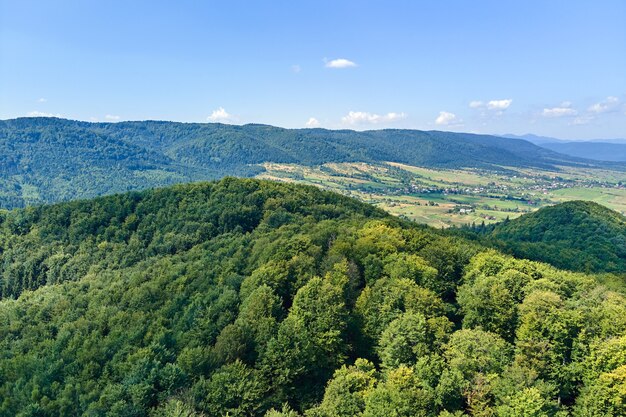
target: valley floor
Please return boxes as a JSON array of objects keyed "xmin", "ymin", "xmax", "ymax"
[{"xmin": 257, "ymin": 161, "xmax": 626, "ymax": 227}]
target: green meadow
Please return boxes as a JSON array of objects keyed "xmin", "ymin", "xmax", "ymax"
[{"xmin": 257, "ymin": 162, "xmax": 626, "ymax": 227}]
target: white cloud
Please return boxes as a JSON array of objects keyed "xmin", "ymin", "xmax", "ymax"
[
  {"xmin": 37, "ymin": 98, "xmax": 47, "ymax": 103},
  {"xmin": 325, "ymin": 58, "xmax": 357, "ymax": 69},
  {"xmin": 542, "ymin": 106, "xmax": 578, "ymax": 118},
  {"xmin": 27, "ymin": 111, "xmax": 62, "ymax": 118},
  {"xmin": 435, "ymin": 111, "xmax": 460, "ymax": 126},
  {"xmin": 291, "ymin": 64, "xmax": 301, "ymax": 73},
  {"xmin": 469, "ymin": 99, "xmax": 512, "ymax": 115},
  {"xmin": 588, "ymin": 96, "xmax": 619, "ymax": 113},
  {"xmin": 305, "ymin": 117, "xmax": 320, "ymax": 127},
  {"xmin": 104, "ymin": 114, "xmax": 120, "ymax": 121},
  {"xmin": 487, "ymin": 99, "xmax": 512, "ymax": 110},
  {"xmin": 207, "ymin": 107, "xmax": 233, "ymax": 122},
  {"xmin": 341, "ymin": 111, "xmax": 406, "ymax": 125}
]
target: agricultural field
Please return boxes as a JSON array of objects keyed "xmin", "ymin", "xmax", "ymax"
[{"xmin": 257, "ymin": 161, "xmax": 626, "ymax": 228}]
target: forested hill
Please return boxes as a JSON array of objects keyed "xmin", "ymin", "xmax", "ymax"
[
  {"xmin": 482, "ymin": 200, "xmax": 626, "ymax": 274},
  {"xmin": 1, "ymin": 117, "xmax": 619, "ymax": 209},
  {"xmin": 1, "ymin": 178, "xmax": 626, "ymax": 416}
]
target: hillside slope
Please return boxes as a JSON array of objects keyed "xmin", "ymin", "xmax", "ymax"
[
  {"xmin": 2, "ymin": 117, "xmax": 620, "ymax": 209},
  {"xmin": 0, "ymin": 118, "xmax": 227, "ymax": 208},
  {"xmin": 485, "ymin": 200, "xmax": 626, "ymax": 273},
  {"xmin": 100, "ymin": 121, "xmax": 573, "ymax": 169},
  {"xmin": 0, "ymin": 179, "xmax": 625, "ymax": 416}
]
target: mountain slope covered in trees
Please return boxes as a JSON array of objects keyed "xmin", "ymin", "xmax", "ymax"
[
  {"xmin": 2, "ymin": 117, "xmax": 621, "ymax": 209},
  {"xmin": 481, "ymin": 201, "xmax": 626, "ymax": 274},
  {"xmin": 1, "ymin": 179, "xmax": 625, "ymax": 416}
]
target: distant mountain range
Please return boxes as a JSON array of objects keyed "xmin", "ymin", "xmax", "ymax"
[
  {"xmin": 1, "ymin": 117, "xmax": 624, "ymax": 209},
  {"xmin": 503, "ymin": 134, "xmax": 626, "ymax": 162}
]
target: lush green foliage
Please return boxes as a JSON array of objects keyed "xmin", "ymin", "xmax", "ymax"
[
  {"xmin": 477, "ymin": 201, "xmax": 626, "ymax": 274},
  {"xmin": 0, "ymin": 117, "xmax": 606, "ymax": 208},
  {"xmin": 1, "ymin": 179, "xmax": 625, "ymax": 416}
]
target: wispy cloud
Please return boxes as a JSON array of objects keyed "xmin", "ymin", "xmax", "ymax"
[
  {"xmin": 104, "ymin": 114, "xmax": 120, "ymax": 121},
  {"xmin": 207, "ymin": 107, "xmax": 234, "ymax": 122},
  {"xmin": 27, "ymin": 111, "xmax": 62, "ymax": 118},
  {"xmin": 542, "ymin": 102, "xmax": 578, "ymax": 118},
  {"xmin": 325, "ymin": 58, "xmax": 357, "ymax": 69},
  {"xmin": 37, "ymin": 98, "xmax": 47, "ymax": 103},
  {"xmin": 291, "ymin": 64, "xmax": 301, "ymax": 73},
  {"xmin": 341, "ymin": 111, "xmax": 405, "ymax": 125},
  {"xmin": 469, "ymin": 99, "xmax": 512, "ymax": 111},
  {"xmin": 487, "ymin": 99, "xmax": 512, "ymax": 110},
  {"xmin": 435, "ymin": 111, "xmax": 461, "ymax": 126},
  {"xmin": 588, "ymin": 96, "xmax": 619, "ymax": 114},
  {"xmin": 305, "ymin": 117, "xmax": 320, "ymax": 127},
  {"xmin": 542, "ymin": 107, "xmax": 577, "ymax": 117}
]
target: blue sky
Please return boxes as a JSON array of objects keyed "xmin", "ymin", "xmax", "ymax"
[{"xmin": 1, "ymin": 0, "xmax": 625, "ymax": 139}]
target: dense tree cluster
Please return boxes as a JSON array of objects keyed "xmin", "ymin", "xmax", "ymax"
[
  {"xmin": 0, "ymin": 117, "xmax": 600, "ymax": 208},
  {"xmin": 470, "ymin": 200, "xmax": 626, "ymax": 274},
  {"xmin": 0, "ymin": 179, "xmax": 625, "ymax": 416}
]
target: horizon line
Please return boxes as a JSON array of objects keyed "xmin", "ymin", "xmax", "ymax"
[{"xmin": 3, "ymin": 116, "xmax": 625, "ymax": 143}]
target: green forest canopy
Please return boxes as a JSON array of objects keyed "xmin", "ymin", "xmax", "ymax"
[
  {"xmin": 3, "ymin": 117, "xmax": 621, "ymax": 208},
  {"xmin": 476, "ymin": 200, "xmax": 626, "ymax": 274},
  {"xmin": 1, "ymin": 179, "xmax": 625, "ymax": 416}
]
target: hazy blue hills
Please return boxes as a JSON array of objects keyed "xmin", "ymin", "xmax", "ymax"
[
  {"xmin": 540, "ymin": 142, "xmax": 626, "ymax": 162},
  {"xmin": 483, "ymin": 200, "xmax": 626, "ymax": 274},
  {"xmin": 504, "ymin": 133, "xmax": 626, "ymax": 162},
  {"xmin": 504, "ymin": 133, "xmax": 626, "ymax": 145},
  {"xmin": 1, "ymin": 117, "xmax": 622, "ymax": 209}
]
